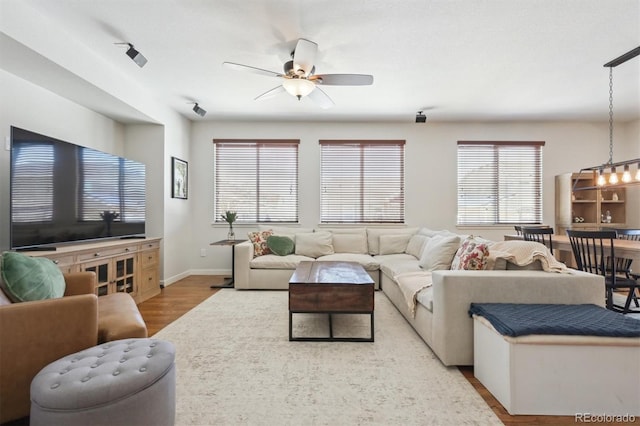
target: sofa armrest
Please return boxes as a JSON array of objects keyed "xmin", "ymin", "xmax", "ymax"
[
  {"xmin": 63, "ymin": 271, "xmax": 97, "ymax": 296},
  {"xmin": 234, "ymin": 241, "xmax": 254, "ymax": 289},
  {"xmin": 429, "ymin": 269, "xmax": 605, "ymax": 366},
  {"xmin": 0, "ymin": 293, "xmax": 99, "ymax": 423}
]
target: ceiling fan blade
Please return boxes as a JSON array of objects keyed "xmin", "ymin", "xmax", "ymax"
[
  {"xmin": 311, "ymin": 74, "xmax": 374, "ymax": 86},
  {"xmin": 307, "ymin": 87, "xmax": 334, "ymax": 109},
  {"xmin": 223, "ymin": 62, "xmax": 283, "ymax": 78},
  {"xmin": 292, "ymin": 38, "xmax": 318, "ymax": 76},
  {"xmin": 254, "ymin": 85, "xmax": 285, "ymax": 101}
]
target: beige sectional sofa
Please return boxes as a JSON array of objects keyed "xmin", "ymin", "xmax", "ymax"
[{"xmin": 233, "ymin": 226, "xmax": 605, "ymax": 366}]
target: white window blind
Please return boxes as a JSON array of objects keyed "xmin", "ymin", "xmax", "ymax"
[
  {"xmin": 11, "ymin": 143, "xmax": 54, "ymax": 222},
  {"xmin": 214, "ymin": 140, "xmax": 299, "ymax": 223},
  {"xmin": 457, "ymin": 141, "xmax": 544, "ymax": 225},
  {"xmin": 320, "ymin": 140, "xmax": 405, "ymax": 223}
]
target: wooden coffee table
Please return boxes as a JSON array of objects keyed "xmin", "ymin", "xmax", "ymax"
[{"xmin": 288, "ymin": 261, "xmax": 375, "ymax": 342}]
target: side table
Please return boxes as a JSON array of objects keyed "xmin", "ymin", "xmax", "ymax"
[{"xmin": 209, "ymin": 239, "xmax": 247, "ymax": 289}]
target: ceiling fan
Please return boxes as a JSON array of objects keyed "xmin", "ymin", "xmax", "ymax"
[{"xmin": 223, "ymin": 38, "xmax": 374, "ymax": 109}]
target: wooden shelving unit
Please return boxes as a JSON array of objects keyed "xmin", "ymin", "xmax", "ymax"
[{"xmin": 555, "ymin": 172, "xmax": 626, "ymax": 235}]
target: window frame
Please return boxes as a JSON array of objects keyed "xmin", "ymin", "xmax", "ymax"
[
  {"xmin": 456, "ymin": 140, "xmax": 545, "ymax": 226},
  {"xmin": 213, "ymin": 139, "xmax": 300, "ymax": 224},
  {"xmin": 319, "ymin": 139, "xmax": 406, "ymax": 224}
]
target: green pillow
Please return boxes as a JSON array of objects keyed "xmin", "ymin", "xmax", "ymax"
[
  {"xmin": 0, "ymin": 252, "xmax": 65, "ymax": 302},
  {"xmin": 267, "ymin": 235, "xmax": 295, "ymax": 256}
]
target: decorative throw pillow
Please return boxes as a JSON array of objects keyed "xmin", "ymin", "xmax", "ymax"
[
  {"xmin": 331, "ymin": 233, "xmax": 368, "ymax": 254},
  {"xmin": 295, "ymin": 232, "xmax": 334, "ymax": 258},
  {"xmin": 418, "ymin": 234, "xmax": 461, "ymax": 271},
  {"xmin": 451, "ymin": 236, "xmax": 490, "ymax": 270},
  {"xmin": 247, "ymin": 230, "xmax": 274, "ymax": 258},
  {"xmin": 0, "ymin": 251, "xmax": 65, "ymax": 302},
  {"xmin": 406, "ymin": 234, "xmax": 429, "ymax": 258},
  {"xmin": 267, "ymin": 235, "xmax": 295, "ymax": 256},
  {"xmin": 379, "ymin": 234, "xmax": 412, "ymax": 255}
]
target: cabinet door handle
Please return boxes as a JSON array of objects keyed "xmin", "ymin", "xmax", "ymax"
[
  {"xmin": 125, "ymin": 248, "xmax": 130, "ymax": 252},
  {"xmin": 53, "ymin": 260, "xmax": 60, "ymax": 264},
  {"xmin": 94, "ymin": 253, "xmax": 100, "ymax": 257}
]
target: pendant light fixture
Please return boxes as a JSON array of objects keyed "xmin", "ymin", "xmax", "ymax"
[{"xmin": 573, "ymin": 46, "xmax": 640, "ymax": 191}]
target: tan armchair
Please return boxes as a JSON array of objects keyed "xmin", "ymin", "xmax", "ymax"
[{"xmin": 0, "ymin": 272, "xmax": 99, "ymax": 423}]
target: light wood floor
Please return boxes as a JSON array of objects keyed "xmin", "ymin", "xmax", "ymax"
[{"xmin": 137, "ymin": 276, "xmax": 616, "ymax": 426}]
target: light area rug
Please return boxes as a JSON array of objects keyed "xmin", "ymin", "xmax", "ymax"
[{"xmin": 154, "ymin": 289, "xmax": 502, "ymax": 426}]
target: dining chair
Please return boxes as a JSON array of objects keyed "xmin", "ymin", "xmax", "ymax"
[
  {"xmin": 614, "ymin": 229, "xmax": 640, "ymax": 309},
  {"xmin": 514, "ymin": 224, "xmax": 550, "ymax": 236},
  {"xmin": 522, "ymin": 226, "xmax": 554, "ymax": 252},
  {"xmin": 566, "ymin": 229, "xmax": 640, "ymax": 314}
]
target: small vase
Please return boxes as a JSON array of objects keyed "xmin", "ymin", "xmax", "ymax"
[{"xmin": 227, "ymin": 224, "xmax": 235, "ymax": 241}]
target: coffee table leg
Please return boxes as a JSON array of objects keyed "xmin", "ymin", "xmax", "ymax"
[
  {"xmin": 328, "ymin": 314, "xmax": 333, "ymax": 339},
  {"xmin": 289, "ymin": 311, "xmax": 293, "ymax": 341},
  {"xmin": 370, "ymin": 312, "xmax": 375, "ymax": 342}
]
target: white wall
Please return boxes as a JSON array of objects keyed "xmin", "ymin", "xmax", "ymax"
[
  {"xmin": 0, "ymin": 70, "xmax": 125, "ymax": 252},
  {"xmin": 189, "ymin": 119, "xmax": 638, "ymax": 275},
  {"xmin": 0, "ymin": 69, "xmax": 193, "ymax": 285}
]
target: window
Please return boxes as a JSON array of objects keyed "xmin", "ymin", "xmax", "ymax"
[
  {"xmin": 320, "ymin": 140, "xmax": 405, "ymax": 223},
  {"xmin": 457, "ymin": 141, "xmax": 544, "ymax": 226},
  {"xmin": 213, "ymin": 139, "xmax": 299, "ymax": 223}
]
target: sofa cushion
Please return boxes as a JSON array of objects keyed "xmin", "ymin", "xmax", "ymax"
[
  {"xmin": 0, "ymin": 251, "xmax": 65, "ymax": 302},
  {"xmin": 248, "ymin": 230, "xmax": 274, "ymax": 257},
  {"xmin": 451, "ymin": 236, "xmax": 490, "ymax": 270},
  {"xmin": 267, "ymin": 235, "xmax": 295, "ymax": 256},
  {"xmin": 295, "ymin": 232, "xmax": 334, "ymax": 258},
  {"xmin": 367, "ymin": 228, "xmax": 418, "ymax": 255},
  {"xmin": 250, "ymin": 254, "xmax": 315, "ymax": 269},
  {"xmin": 416, "ymin": 287, "xmax": 434, "ymax": 312},
  {"xmin": 379, "ymin": 234, "xmax": 412, "ymax": 255},
  {"xmin": 418, "ymin": 234, "xmax": 461, "ymax": 271},
  {"xmin": 405, "ymin": 234, "xmax": 429, "ymax": 258},
  {"xmin": 376, "ymin": 254, "xmax": 421, "ymax": 277},
  {"xmin": 316, "ymin": 253, "xmax": 380, "ymax": 271},
  {"xmin": 331, "ymin": 232, "xmax": 368, "ymax": 254}
]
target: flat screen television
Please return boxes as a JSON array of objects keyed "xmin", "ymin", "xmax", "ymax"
[{"xmin": 10, "ymin": 126, "xmax": 146, "ymax": 250}]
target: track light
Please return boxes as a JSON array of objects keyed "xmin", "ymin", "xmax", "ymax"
[
  {"xmin": 192, "ymin": 103, "xmax": 207, "ymax": 117},
  {"xmin": 115, "ymin": 43, "xmax": 147, "ymax": 67},
  {"xmin": 415, "ymin": 111, "xmax": 427, "ymax": 123}
]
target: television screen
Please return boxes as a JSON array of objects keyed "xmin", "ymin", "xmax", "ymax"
[{"xmin": 10, "ymin": 127, "xmax": 146, "ymax": 249}]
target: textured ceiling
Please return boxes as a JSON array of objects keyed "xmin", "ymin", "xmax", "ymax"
[{"xmin": 3, "ymin": 0, "xmax": 640, "ymax": 123}]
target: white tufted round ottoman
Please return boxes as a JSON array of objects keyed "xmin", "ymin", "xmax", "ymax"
[{"xmin": 30, "ymin": 338, "xmax": 175, "ymax": 426}]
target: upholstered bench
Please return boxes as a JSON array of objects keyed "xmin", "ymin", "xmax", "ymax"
[
  {"xmin": 98, "ymin": 292, "xmax": 148, "ymax": 343},
  {"xmin": 30, "ymin": 338, "xmax": 176, "ymax": 426},
  {"xmin": 470, "ymin": 303, "xmax": 640, "ymax": 416}
]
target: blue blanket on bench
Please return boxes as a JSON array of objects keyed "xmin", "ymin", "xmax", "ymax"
[{"xmin": 468, "ymin": 303, "xmax": 640, "ymax": 338}]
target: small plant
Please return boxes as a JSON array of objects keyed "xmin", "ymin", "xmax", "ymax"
[{"xmin": 221, "ymin": 210, "xmax": 237, "ymax": 225}]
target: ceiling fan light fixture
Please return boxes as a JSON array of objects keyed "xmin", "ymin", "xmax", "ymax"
[{"xmin": 282, "ymin": 78, "xmax": 315, "ymax": 100}]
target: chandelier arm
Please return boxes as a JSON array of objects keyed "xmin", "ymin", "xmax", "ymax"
[{"xmin": 608, "ymin": 67, "xmax": 614, "ymax": 165}]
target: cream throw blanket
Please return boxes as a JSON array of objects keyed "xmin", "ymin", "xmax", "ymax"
[
  {"xmin": 395, "ymin": 240, "xmax": 570, "ymax": 318},
  {"xmin": 394, "ymin": 271, "xmax": 433, "ymax": 317},
  {"xmin": 488, "ymin": 240, "xmax": 570, "ymax": 274}
]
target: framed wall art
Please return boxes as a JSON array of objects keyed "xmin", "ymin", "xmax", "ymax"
[{"xmin": 171, "ymin": 157, "xmax": 188, "ymax": 199}]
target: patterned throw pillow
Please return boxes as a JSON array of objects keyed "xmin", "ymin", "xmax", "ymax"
[
  {"xmin": 247, "ymin": 230, "xmax": 274, "ymax": 258},
  {"xmin": 451, "ymin": 236, "xmax": 490, "ymax": 270}
]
